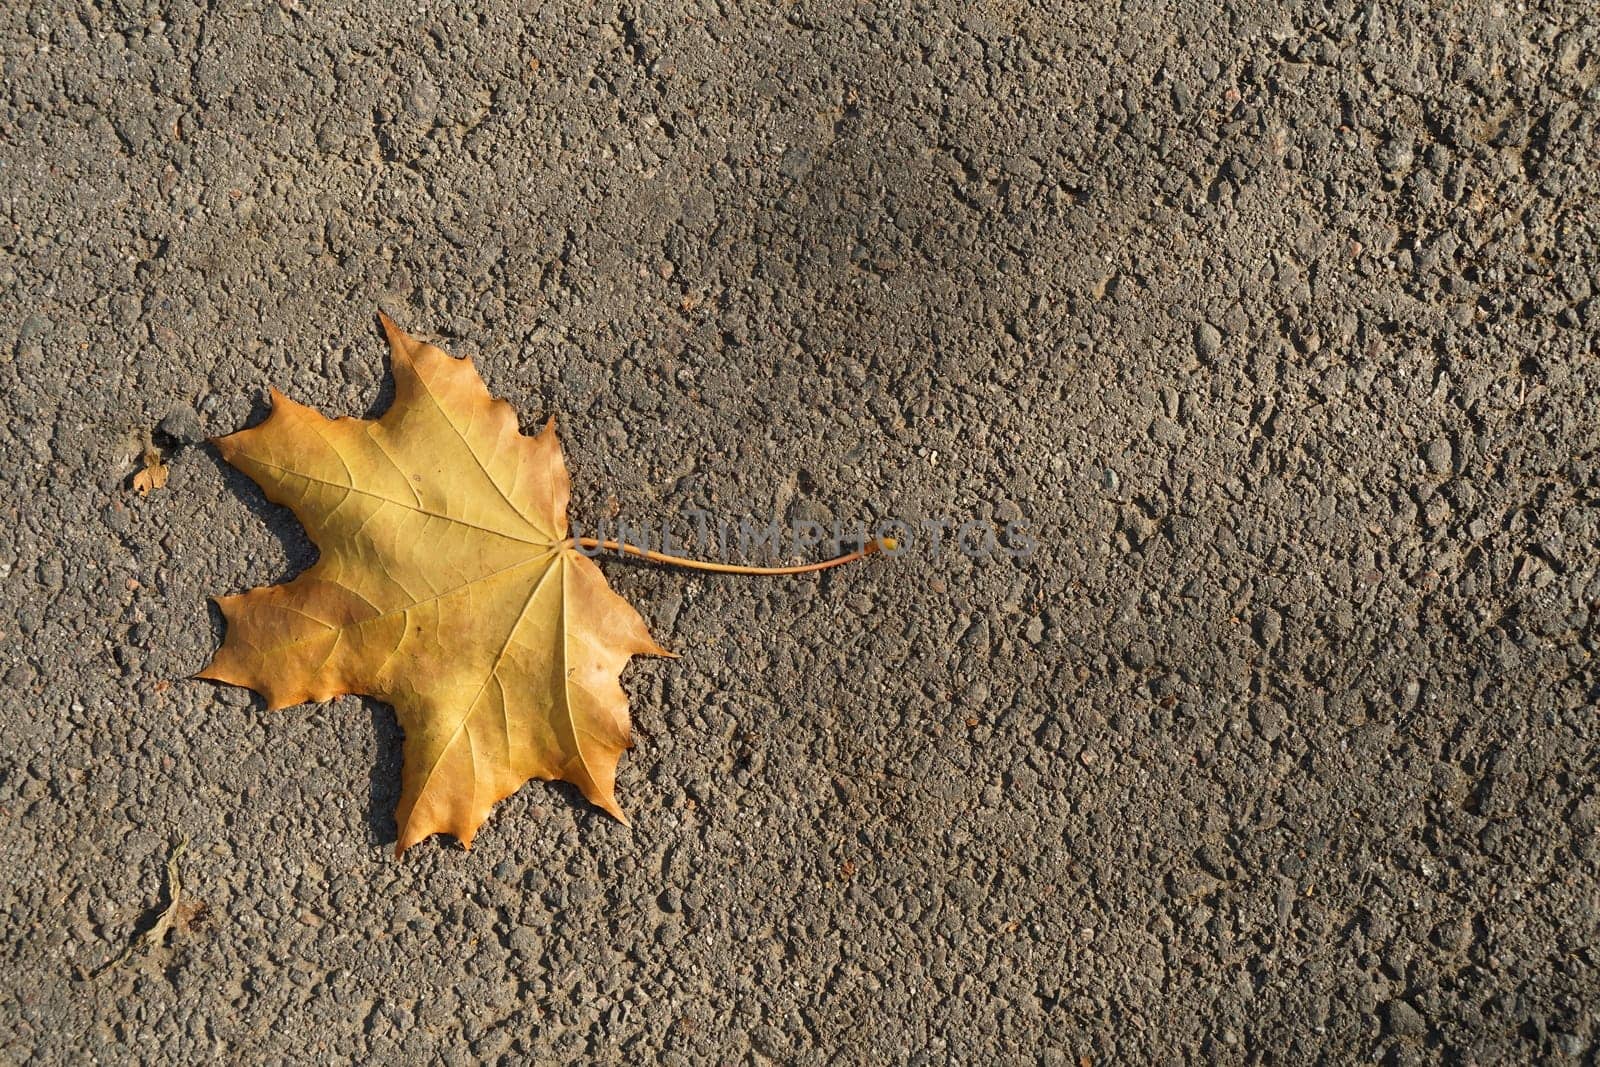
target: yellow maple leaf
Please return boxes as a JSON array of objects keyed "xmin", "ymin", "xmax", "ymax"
[
  {"xmin": 201, "ymin": 314, "xmax": 892, "ymax": 855},
  {"xmin": 200, "ymin": 314, "xmax": 670, "ymax": 854}
]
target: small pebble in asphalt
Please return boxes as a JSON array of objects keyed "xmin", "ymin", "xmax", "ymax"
[{"xmin": 158, "ymin": 402, "xmax": 206, "ymax": 445}]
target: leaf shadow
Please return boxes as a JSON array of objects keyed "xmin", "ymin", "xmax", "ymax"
[
  {"xmin": 355, "ymin": 315, "xmax": 398, "ymax": 420},
  {"xmin": 364, "ymin": 698, "xmax": 404, "ymax": 849}
]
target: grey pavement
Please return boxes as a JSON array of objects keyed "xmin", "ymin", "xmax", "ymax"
[{"xmin": 3, "ymin": 1, "xmax": 1598, "ymax": 1063}]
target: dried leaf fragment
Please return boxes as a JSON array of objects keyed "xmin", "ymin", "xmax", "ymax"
[
  {"xmin": 132, "ymin": 446, "xmax": 168, "ymax": 496},
  {"xmin": 88, "ymin": 837, "xmax": 187, "ymax": 979},
  {"xmin": 200, "ymin": 315, "xmax": 668, "ymax": 854}
]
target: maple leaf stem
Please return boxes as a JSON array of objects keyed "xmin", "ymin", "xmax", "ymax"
[{"xmin": 573, "ymin": 536, "xmax": 896, "ymax": 576}]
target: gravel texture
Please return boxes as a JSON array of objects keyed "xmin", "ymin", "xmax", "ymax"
[{"xmin": 4, "ymin": 1, "xmax": 1599, "ymax": 1063}]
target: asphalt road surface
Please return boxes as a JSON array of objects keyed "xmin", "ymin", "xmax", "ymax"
[{"xmin": 3, "ymin": 1, "xmax": 1597, "ymax": 1062}]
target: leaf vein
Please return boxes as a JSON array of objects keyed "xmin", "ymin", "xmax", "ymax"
[
  {"xmin": 406, "ymin": 556, "xmax": 562, "ymax": 813},
  {"xmin": 237, "ymin": 457, "xmax": 545, "ymax": 546},
  {"xmin": 408, "ymin": 361, "xmax": 552, "ymax": 540}
]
